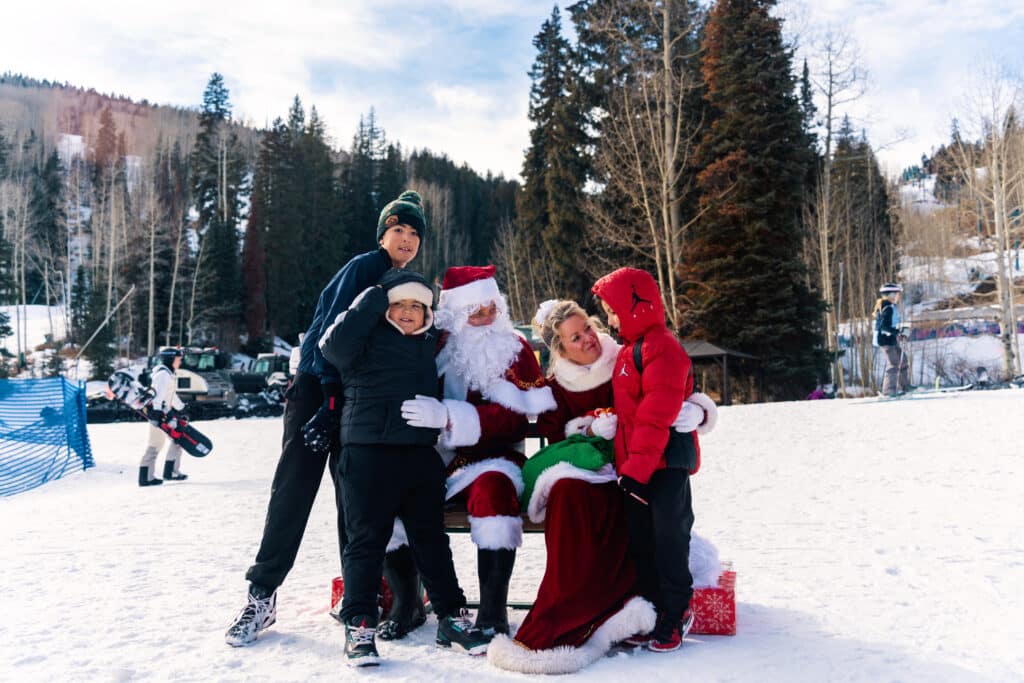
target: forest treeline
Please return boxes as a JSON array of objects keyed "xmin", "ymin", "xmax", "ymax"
[{"xmin": 1, "ymin": 0, "xmax": 914, "ymax": 399}]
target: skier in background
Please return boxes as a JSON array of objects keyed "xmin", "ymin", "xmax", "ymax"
[
  {"xmin": 139, "ymin": 347, "xmax": 187, "ymax": 486},
  {"xmin": 873, "ymin": 283, "xmax": 910, "ymax": 396}
]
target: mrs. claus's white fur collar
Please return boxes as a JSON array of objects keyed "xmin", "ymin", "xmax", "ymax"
[{"xmin": 550, "ymin": 333, "xmax": 620, "ymax": 392}]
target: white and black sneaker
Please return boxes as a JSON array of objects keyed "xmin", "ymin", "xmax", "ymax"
[
  {"xmin": 344, "ymin": 616, "xmax": 380, "ymax": 667},
  {"xmin": 225, "ymin": 585, "xmax": 277, "ymax": 647}
]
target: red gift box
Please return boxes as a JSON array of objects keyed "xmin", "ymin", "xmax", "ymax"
[
  {"xmin": 331, "ymin": 576, "xmax": 394, "ymax": 615},
  {"xmin": 689, "ymin": 563, "xmax": 736, "ymax": 635}
]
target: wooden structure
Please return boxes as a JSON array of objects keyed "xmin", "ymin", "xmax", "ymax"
[{"xmin": 682, "ymin": 340, "xmax": 760, "ymax": 406}]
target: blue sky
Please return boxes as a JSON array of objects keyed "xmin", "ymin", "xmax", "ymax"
[{"xmin": 4, "ymin": 1, "xmax": 1024, "ymax": 179}]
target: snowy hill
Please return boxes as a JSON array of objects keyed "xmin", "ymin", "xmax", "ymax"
[{"xmin": 2, "ymin": 391, "xmax": 1022, "ymax": 681}]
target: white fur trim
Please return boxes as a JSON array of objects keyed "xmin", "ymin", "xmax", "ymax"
[
  {"xmin": 439, "ymin": 399, "xmax": 481, "ymax": 449},
  {"xmin": 468, "ymin": 514, "xmax": 523, "ymax": 550},
  {"xmin": 564, "ymin": 415, "xmax": 594, "ymax": 438},
  {"xmin": 387, "ymin": 281, "xmax": 433, "ymax": 308},
  {"xmin": 446, "ymin": 457, "xmax": 525, "ymax": 500},
  {"xmin": 438, "ymin": 277, "xmax": 501, "ymax": 319},
  {"xmin": 690, "ymin": 532, "xmax": 721, "ymax": 588},
  {"xmin": 481, "ymin": 378, "xmax": 556, "ymax": 417},
  {"xmin": 526, "ymin": 463, "xmax": 617, "ymax": 523},
  {"xmin": 688, "ymin": 392, "xmax": 718, "ymax": 435},
  {"xmin": 487, "ymin": 596, "xmax": 656, "ymax": 674},
  {"xmin": 386, "ymin": 519, "xmax": 408, "ymax": 553},
  {"xmin": 533, "ymin": 299, "xmax": 558, "ymax": 328},
  {"xmin": 550, "ymin": 333, "xmax": 620, "ymax": 392}
]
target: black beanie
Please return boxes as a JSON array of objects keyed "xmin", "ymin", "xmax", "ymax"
[{"xmin": 377, "ymin": 190, "xmax": 427, "ymax": 242}]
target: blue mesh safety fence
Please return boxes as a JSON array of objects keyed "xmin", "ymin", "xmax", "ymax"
[{"xmin": 0, "ymin": 377, "xmax": 94, "ymax": 496}]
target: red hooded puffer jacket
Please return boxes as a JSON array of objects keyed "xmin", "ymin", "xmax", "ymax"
[{"xmin": 592, "ymin": 267, "xmax": 696, "ymax": 484}]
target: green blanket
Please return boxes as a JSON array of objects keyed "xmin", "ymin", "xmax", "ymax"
[{"xmin": 521, "ymin": 434, "xmax": 614, "ymax": 505}]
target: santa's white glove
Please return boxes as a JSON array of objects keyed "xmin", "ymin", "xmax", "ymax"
[
  {"xmin": 672, "ymin": 401, "xmax": 705, "ymax": 432},
  {"xmin": 564, "ymin": 415, "xmax": 594, "ymax": 438},
  {"xmin": 679, "ymin": 392, "xmax": 719, "ymax": 435},
  {"xmin": 401, "ymin": 394, "xmax": 448, "ymax": 429},
  {"xmin": 589, "ymin": 412, "xmax": 618, "ymax": 440}
]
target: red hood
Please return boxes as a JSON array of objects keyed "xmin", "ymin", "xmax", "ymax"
[{"xmin": 591, "ymin": 268, "xmax": 665, "ymax": 342}]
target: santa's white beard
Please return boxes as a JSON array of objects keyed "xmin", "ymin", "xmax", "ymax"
[{"xmin": 439, "ymin": 315, "xmax": 522, "ymax": 393}]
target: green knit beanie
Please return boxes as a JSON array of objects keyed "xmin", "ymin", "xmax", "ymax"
[{"xmin": 377, "ymin": 190, "xmax": 427, "ymax": 242}]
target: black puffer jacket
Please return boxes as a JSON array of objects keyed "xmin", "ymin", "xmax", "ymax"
[{"xmin": 319, "ymin": 269, "xmax": 439, "ymax": 446}]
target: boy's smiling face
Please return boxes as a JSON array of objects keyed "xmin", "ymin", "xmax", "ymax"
[
  {"xmin": 388, "ymin": 299, "xmax": 426, "ymax": 335},
  {"xmin": 379, "ymin": 223, "xmax": 420, "ymax": 268}
]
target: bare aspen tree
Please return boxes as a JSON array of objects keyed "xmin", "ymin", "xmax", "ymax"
[
  {"xmin": 165, "ymin": 199, "xmax": 186, "ymax": 348},
  {"xmin": 141, "ymin": 162, "xmax": 159, "ymax": 356},
  {"xmin": 807, "ymin": 28, "xmax": 867, "ymax": 380},
  {"xmin": 947, "ymin": 61, "xmax": 1024, "ymax": 378},
  {"xmin": 581, "ymin": 0, "xmax": 705, "ymax": 328},
  {"xmin": 408, "ymin": 179, "xmax": 468, "ymax": 290},
  {"xmin": 491, "ymin": 215, "xmax": 559, "ymax": 323}
]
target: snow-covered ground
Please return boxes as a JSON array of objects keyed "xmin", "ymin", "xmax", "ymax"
[
  {"xmin": 2, "ymin": 390, "xmax": 1023, "ymax": 681},
  {"xmin": 0, "ymin": 304, "xmax": 68, "ymax": 354}
]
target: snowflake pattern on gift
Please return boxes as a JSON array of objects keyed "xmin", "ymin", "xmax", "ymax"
[{"xmin": 691, "ymin": 569, "xmax": 737, "ymax": 635}]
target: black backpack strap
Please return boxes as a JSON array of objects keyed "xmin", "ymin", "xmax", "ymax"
[{"xmin": 633, "ymin": 336, "xmax": 644, "ymax": 373}]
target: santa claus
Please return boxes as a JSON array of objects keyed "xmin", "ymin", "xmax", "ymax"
[{"xmin": 400, "ymin": 264, "xmax": 555, "ymax": 635}]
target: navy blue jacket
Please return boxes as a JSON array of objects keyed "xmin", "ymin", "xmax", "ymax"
[
  {"xmin": 297, "ymin": 248, "xmax": 393, "ymax": 384},
  {"xmin": 874, "ymin": 299, "xmax": 900, "ymax": 347}
]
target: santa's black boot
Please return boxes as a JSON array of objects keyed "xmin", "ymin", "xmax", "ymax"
[
  {"xmin": 377, "ymin": 545, "xmax": 427, "ymax": 640},
  {"xmin": 138, "ymin": 467, "xmax": 162, "ymax": 487},
  {"xmin": 474, "ymin": 548, "xmax": 515, "ymax": 635}
]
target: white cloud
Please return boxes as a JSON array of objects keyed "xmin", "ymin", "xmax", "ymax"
[
  {"xmin": 2, "ymin": 0, "xmax": 549, "ymax": 178},
  {"xmin": 786, "ymin": 0, "xmax": 1024, "ymax": 175}
]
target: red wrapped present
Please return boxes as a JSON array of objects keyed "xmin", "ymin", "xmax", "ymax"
[
  {"xmin": 689, "ymin": 563, "xmax": 736, "ymax": 635},
  {"xmin": 331, "ymin": 576, "xmax": 394, "ymax": 615}
]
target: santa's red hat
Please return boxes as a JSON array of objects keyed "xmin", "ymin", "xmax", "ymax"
[{"xmin": 438, "ymin": 265, "xmax": 502, "ymax": 316}]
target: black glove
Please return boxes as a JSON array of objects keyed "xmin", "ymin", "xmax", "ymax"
[
  {"xmin": 301, "ymin": 383, "xmax": 343, "ymax": 455},
  {"xmin": 618, "ymin": 475, "xmax": 649, "ymax": 506}
]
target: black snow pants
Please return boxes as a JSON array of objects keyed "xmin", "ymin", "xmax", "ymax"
[
  {"xmin": 623, "ymin": 468, "xmax": 695, "ymax": 624},
  {"xmin": 338, "ymin": 443, "xmax": 466, "ymax": 624},
  {"xmin": 245, "ymin": 371, "xmax": 346, "ymax": 591}
]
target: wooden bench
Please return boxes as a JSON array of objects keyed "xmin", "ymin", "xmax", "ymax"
[
  {"xmin": 443, "ymin": 429, "xmax": 547, "ymax": 608},
  {"xmin": 443, "ymin": 508, "xmax": 545, "ymax": 534}
]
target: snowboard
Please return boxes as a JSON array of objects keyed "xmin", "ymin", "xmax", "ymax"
[{"xmin": 107, "ymin": 370, "xmax": 213, "ymax": 457}]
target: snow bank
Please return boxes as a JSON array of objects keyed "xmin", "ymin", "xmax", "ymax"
[{"xmin": 2, "ymin": 390, "xmax": 1023, "ymax": 681}]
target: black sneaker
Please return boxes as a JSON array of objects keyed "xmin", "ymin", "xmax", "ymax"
[
  {"xmin": 344, "ymin": 616, "xmax": 380, "ymax": 667},
  {"xmin": 224, "ymin": 586, "xmax": 277, "ymax": 647},
  {"xmin": 436, "ymin": 608, "xmax": 492, "ymax": 655}
]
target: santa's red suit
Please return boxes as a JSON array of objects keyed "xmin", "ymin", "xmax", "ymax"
[
  {"xmin": 433, "ymin": 268, "xmax": 555, "ymax": 550},
  {"xmin": 432, "ymin": 265, "xmax": 555, "ymax": 634}
]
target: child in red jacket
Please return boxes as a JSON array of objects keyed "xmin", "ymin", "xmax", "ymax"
[{"xmin": 592, "ymin": 267, "xmax": 697, "ymax": 653}]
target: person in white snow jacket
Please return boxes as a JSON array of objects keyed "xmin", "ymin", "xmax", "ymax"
[{"xmin": 139, "ymin": 347, "xmax": 187, "ymax": 486}]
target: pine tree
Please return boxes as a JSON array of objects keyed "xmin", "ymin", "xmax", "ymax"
[
  {"xmin": 682, "ymin": 0, "xmax": 827, "ymax": 399},
  {"xmin": 518, "ymin": 7, "xmax": 590, "ymax": 301},
  {"xmin": 190, "ymin": 73, "xmax": 247, "ymax": 347},
  {"xmin": 251, "ymin": 100, "xmax": 347, "ymax": 344},
  {"xmin": 28, "ymin": 149, "xmax": 66, "ymax": 305},
  {"xmin": 241, "ymin": 161, "xmax": 267, "ymax": 349}
]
